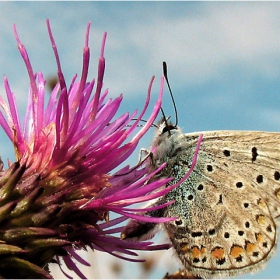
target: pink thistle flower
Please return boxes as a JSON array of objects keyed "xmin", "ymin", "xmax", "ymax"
[{"xmin": 0, "ymin": 19, "xmax": 202, "ymax": 279}]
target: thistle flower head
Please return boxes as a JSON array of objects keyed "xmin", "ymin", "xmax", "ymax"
[
  {"xmin": 0, "ymin": 20, "xmax": 178, "ymax": 279},
  {"xmin": 0, "ymin": 20, "xmax": 201, "ymax": 279}
]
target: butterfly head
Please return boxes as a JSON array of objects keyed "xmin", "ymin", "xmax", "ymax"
[
  {"xmin": 157, "ymin": 118, "xmax": 179, "ymax": 136},
  {"xmin": 150, "ymin": 118, "xmax": 183, "ymax": 157},
  {"xmin": 160, "ymin": 123, "xmax": 177, "ymax": 135}
]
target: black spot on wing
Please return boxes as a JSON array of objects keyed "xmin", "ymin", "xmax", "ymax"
[
  {"xmin": 207, "ymin": 165, "xmax": 213, "ymax": 172},
  {"xmin": 223, "ymin": 150, "xmax": 230, "ymax": 157},
  {"xmin": 256, "ymin": 175, "xmax": 263, "ymax": 184},
  {"xmin": 274, "ymin": 171, "xmax": 280, "ymax": 181},
  {"xmin": 251, "ymin": 147, "xmax": 258, "ymax": 162}
]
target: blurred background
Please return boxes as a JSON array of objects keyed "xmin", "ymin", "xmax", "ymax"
[{"xmin": 0, "ymin": 1, "xmax": 280, "ymax": 278}]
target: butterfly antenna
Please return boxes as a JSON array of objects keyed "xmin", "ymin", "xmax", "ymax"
[
  {"xmin": 163, "ymin": 61, "xmax": 178, "ymax": 127},
  {"xmin": 128, "ymin": 118, "xmax": 158, "ymax": 128}
]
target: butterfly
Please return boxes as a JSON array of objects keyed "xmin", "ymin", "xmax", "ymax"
[{"xmin": 121, "ymin": 64, "xmax": 280, "ymax": 278}]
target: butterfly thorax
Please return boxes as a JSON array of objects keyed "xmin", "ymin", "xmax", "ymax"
[{"xmin": 149, "ymin": 125, "xmax": 187, "ymax": 173}]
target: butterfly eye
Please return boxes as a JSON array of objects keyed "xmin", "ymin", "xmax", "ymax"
[{"xmin": 162, "ymin": 125, "xmax": 176, "ymax": 135}]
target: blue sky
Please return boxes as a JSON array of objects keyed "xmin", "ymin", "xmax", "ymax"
[{"xmin": 1, "ymin": 1, "xmax": 280, "ymax": 279}]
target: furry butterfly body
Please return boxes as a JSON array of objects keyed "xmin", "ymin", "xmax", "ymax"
[{"xmin": 122, "ymin": 121, "xmax": 280, "ymax": 278}]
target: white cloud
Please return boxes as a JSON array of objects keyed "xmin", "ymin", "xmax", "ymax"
[{"xmin": 103, "ymin": 2, "xmax": 280, "ymax": 93}]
